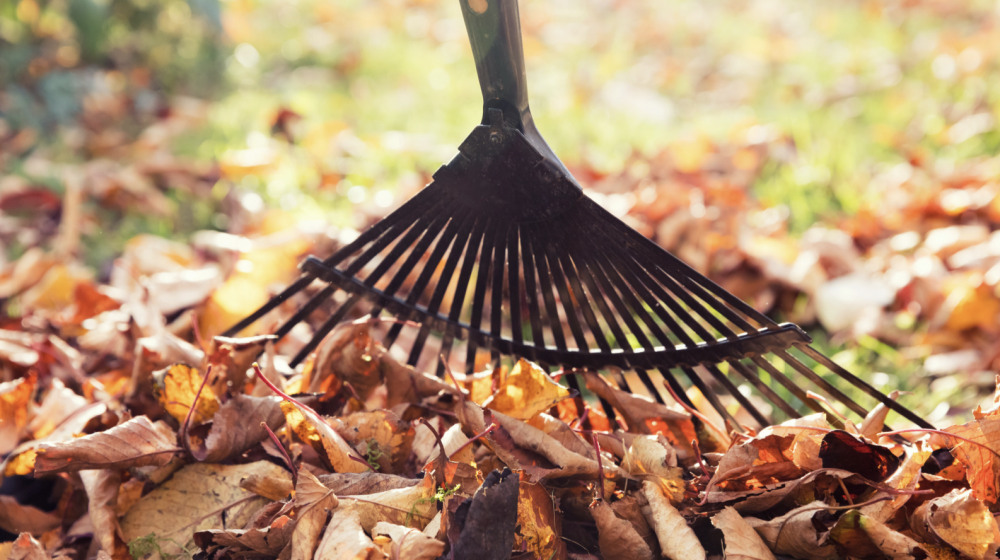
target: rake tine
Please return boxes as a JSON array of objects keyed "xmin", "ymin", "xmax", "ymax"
[
  {"xmin": 531, "ymin": 226, "xmax": 568, "ymax": 352},
  {"xmin": 798, "ymin": 345, "xmax": 934, "ymax": 429},
  {"xmin": 557, "ymin": 247, "xmax": 614, "ymax": 353},
  {"xmin": 384, "ymin": 211, "xmax": 468, "ymax": 350},
  {"xmin": 658, "ymin": 367, "xmax": 697, "ymax": 408},
  {"xmin": 702, "ymin": 364, "xmax": 770, "ymax": 428},
  {"xmin": 772, "ymin": 348, "xmax": 869, "ymax": 419},
  {"xmin": 750, "ymin": 356, "xmax": 829, "ymax": 417},
  {"xmin": 507, "ymin": 225, "xmax": 523, "ymax": 346},
  {"xmin": 289, "ymin": 293, "xmax": 361, "ymax": 367},
  {"xmin": 466, "ymin": 220, "xmax": 498, "ymax": 373},
  {"xmin": 567, "ymin": 235, "xmax": 634, "ymax": 353},
  {"xmin": 679, "ymin": 366, "xmax": 746, "ymax": 433},
  {"xmin": 272, "ymin": 285, "xmax": 337, "ymax": 339},
  {"xmin": 597, "ymin": 199, "xmax": 780, "ymax": 329},
  {"xmin": 589, "ymin": 247, "xmax": 663, "ymax": 351},
  {"xmin": 648, "ymin": 265, "xmax": 739, "ymax": 342},
  {"xmin": 600, "ymin": 248, "xmax": 693, "ymax": 347},
  {"xmin": 406, "ymin": 213, "xmax": 477, "ymax": 366},
  {"xmin": 539, "ymin": 224, "xmax": 589, "ymax": 351},
  {"xmin": 437, "ymin": 217, "xmax": 488, "ymax": 376},
  {"xmin": 632, "ymin": 368, "xmax": 668, "ymax": 405},
  {"xmin": 519, "ymin": 227, "xmax": 547, "ymax": 350},
  {"xmin": 360, "ymin": 205, "xmax": 448, "ymax": 287},
  {"xmin": 727, "ymin": 360, "xmax": 801, "ymax": 419},
  {"xmin": 488, "ymin": 222, "xmax": 510, "ymax": 363},
  {"xmin": 223, "ymin": 189, "xmax": 441, "ymax": 337}
]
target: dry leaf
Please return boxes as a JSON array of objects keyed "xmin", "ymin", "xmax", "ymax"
[
  {"xmin": 26, "ymin": 379, "xmax": 88, "ymax": 440},
  {"xmin": 317, "ymin": 472, "xmax": 420, "ymax": 495},
  {"xmin": 312, "ymin": 322, "xmax": 384, "ymax": 400},
  {"xmin": 709, "ymin": 433, "xmax": 804, "ymax": 492},
  {"xmin": 640, "ymin": 480, "xmax": 705, "ymax": 560},
  {"xmin": 0, "ymin": 496, "xmax": 62, "ymax": 535},
  {"xmin": 333, "ymin": 410, "xmax": 414, "ymax": 474},
  {"xmin": 591, "ymin": 499, "xmax": 655, "ymax": 560},
  {"xmin": 194, "ymin": 516, "xmax": 294, "ymax": 557},
  {"xmin": 582, "ymin": 371, "xmax": 689, "ymax": 427},
  {"xmin": 372, "ymin": 522, "xmax": 445, "ymax": 560},
  {"xmin": 152, "ymin": 364, "xmax": 220, "ymax": 425},
  {"xmin": 860, "ymin": 440, "xmax": 932, "ymax": 522},
  {"xmin": 829, "ymin": 509, "xmax": 930, "ymax": 560},
  {"xmin": 240, "ymin": 473, "xmax": 293, "ymax": 501},
  {"xmin": 745, "ymin": 501, "xmax": 838, "ymax": 560},
  {"xmin": 6, "ymin": 533, "xmax": 49, "ymax": 560},
  {"xmin": 516, "ymin": 480, "xmax": 568, "ymax": 560},
  {"xmin": 484, "ymin": 358, "xmax": 570, "ymax": 420},
  {"xmin": 0, "ymin": 375, "xmax": 36, "ymax": 454},
  {"xmin": 758, "ymin": 412, "xmax": 832, "ymax": 471},
  {"xmin": 290, "ymin": 468, "xmax": 338, "ymax": 560},
  {"xmin": 279, "ymin": 397, "xmax": 368, "ymax": 474},
  {"xmin": 313, "ymin": 507, "xmax": 384, "ymax": 560},
  {"xmin": 448, "ymin": 468, "xmax": 520, "ymax": 560},
  {"xmin": 34, "ymin": 415, "xmax": 180, "ymax": 474},
  {"xmin": 121, "ymin": 461, "xmax": 285, "ymax": 560},
  {"xmin": 194, "ymin": 394, "xmax": 284, "ymax": 462},
  {"xmin": 623, "ymin": 436, "xmax": 685, "ymax": 502},
  {"xmin": 711, "ymin": 506, "xmax": 776, "ymax": 560},
  {"xmin": 859, "ymin": 390, "xmax": 899, "ymax": 440},
  {"xmin": 910, "ymin": 488, "xmax": 1000, "ymax": 559},
  {"xmin": 80, "ymin": 469, "xmax": 124, "ymax": 556}
]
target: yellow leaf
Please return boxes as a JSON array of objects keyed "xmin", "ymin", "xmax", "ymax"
[
  {"xmin": 279, "ymin": 400, "xmax": 368, "ymax": 474},
  {"xmin": 484, "ymin": 359, "xmax": 569, "ymax": 420},
  {"xmin": 153, "ymin": 364, "xmax": 220, "ymax": 425}
]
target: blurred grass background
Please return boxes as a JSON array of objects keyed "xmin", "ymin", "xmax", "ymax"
[{"xmin": 5, "ymin": 0, "xmax": 1000, "ymax": 422}]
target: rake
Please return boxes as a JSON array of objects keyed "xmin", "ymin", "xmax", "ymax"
[{"xmin": 224, "ymin": 0, "xmax": 932, "ymax": 432}]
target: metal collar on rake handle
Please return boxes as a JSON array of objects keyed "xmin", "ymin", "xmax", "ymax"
[{"xmin": 224, "ymin": 0, "xmax": 932, "ymax": 432}]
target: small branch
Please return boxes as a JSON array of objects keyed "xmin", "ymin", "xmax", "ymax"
[
  {"xmin": 661, "ymin": 379, "xmax": 731, "ymax": 446},
  {"xmin": 181, "ymin": 364, "xmax": 212, "ymax": 457},
  {"xmin": 448, "ymin": 423, "xmax": 497, "ymax": 461},
  {"xmin": 261, "ymin": 421, "xmax": 297, "ymax": 488},
  {"xmin": 592, "ymin": 433, "xmax": 605, "ymax": 501}
]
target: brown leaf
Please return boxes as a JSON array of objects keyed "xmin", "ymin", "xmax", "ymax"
[
  {"xmin": 7, "ymin": 533, "xmax": 50, "ymax": 560},
  {"xmin": 26, "ymin": 379, "xmax": 88, "ymax": 440},
  {"xmin": 910, "ymin": 488, "xmax": 1000, "ymax": 559},
  {"xmin": 313, "ymin": 507, "xmax": 384, "ymax": 560},
  {"xmin": 484, "ymin": 358, "xmax": 570, "ymax": 421},
  {"xmin": 279, "ymin": 398, "xmax": 368, "ymax": 474},
  {"xmin": 312, "ymin": 322, "xmax": 384, "ymax": 400},
  {"xmin": 333, "ymin": 410, "xmax": 414, "ymax": 474},
  {"xmin": 121, "ymin": 461, "xmax": 285, "ymax": 560},
  {"xmin": 290, "ymin": 468, "xmax": 338, "ymax": 560},
  {"xmin": 208, "ymin": 334, "xmax": 275, "ymax": 397},
  {"xmin": 829, "ymin": 509, "xmax": 930, "ymax": 560},
  {"xmin": 193, "ymin": 394, "xmax": 284, "ymax": 462},
  {"xmin": 711, "ymin": 507, "xmax": 776, "ymax": 560},
  {"xmin": 383, "ymin": 355, "xmax": 461, "ymax": 408},
  {"xmin": 240, "ymin": 473, "xmax": 293, "ymax": 501},
  {"xmin": 641, "ymin": 480, "xmax": 705, "ymax": 560},
  {"xmin": 819, "ymin": 430, "xmax": 899, "ymax": 482},
  {"xmin": 80, "ymin": 470, "xmax": 125, "ymax": 556},
  {"xmin": 34, "ymin": 415, "xmax": 180, "ymax": 474},
  {"xmin": 194, "ymin": 515, "xmax": 294, "ymax": 556},
  {"xmin": 449, "ymin": 468, "xmax": 520, "ymax": 560},
  {"xmin": 758, "ymin": 413, "xmax": 832, "ymax": 471},
  {"xmin": 745, "ymin": 501, "xmax": 838, "ymax": 560},
  {"xmin": 611, "ymin": 496, "xmax": 660, "ymax": 554},
  {"xmin": 623, "ymin": 436, "xmax": 685, "ymax": 502},
  {"xmin": 582, "ymin": 371, "xmax": 689, "ymax": 427},
  {"xmin": 317, "ymin": 472, "xmax": 420, "ymax": 495},
  {"xmin": 591, "ymin": 499, "xmax": 655, "ymax": 560},
  {"xmin": 0, "ymin": 496, "xmax": 61, "ymax": 535},
  {"xmin": 338, "ymin": 475, "xmax": 437, "ymax": 532},
  {"xmin": 128, "ymin": 330, "xmax": 204, "ymax": 403},
  {"xmin": 860, "ymin": 440, "xmax": 932, "ymax": 523},
  {"xmin": 371, "ymin": 522, "xmax": 445, "ymax": 560},
  {"xmin": 516, "ymin": 480, "xmax": 568, "ymax": 560},
  {"xmin": 0, "ymin": 374, "xmax": 36, "ymax": 454},
  {"xmin": 937, "ymin": 415, "xmax": 1000, "ymax": 504},
  {"xmin": 860, "ymin": 390, "xmax": 899, "ymax": 440},
  {"xmin": 709, "ymin": 433, "xmax": 804, "ymax": 492}
]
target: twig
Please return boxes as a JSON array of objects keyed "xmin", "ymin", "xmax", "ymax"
[
  {"xmin": 261, "ymin": 421, "xmax": 297, "ymax": 488},
  {"xmin": 661, "ymin": 379, "xmax": 731, "ymax": 445},
  {"xmin": 592, "ymin": 433, "xmax": 605, "ymax": 501},
  {"xmin": 448, "ymin": 423, "xmax": 497, "ymax": 461},
  {"xmin": 190, "ymin": 309, "xmax": 206, "ymax": 351},
  {"xmin": 418, "ymin": 418, "xmax": 448, "ymax": 463},
  {"xmin": 807, "ymin": 391, "xmax": 850, "ymax": 424},
  {"xmin": 691, "ymin": 438, "xmax": 712, "ymax": 479},
  {"xmin": 181, "ymin": 364, "xmax": 212, "ymax": 457}
]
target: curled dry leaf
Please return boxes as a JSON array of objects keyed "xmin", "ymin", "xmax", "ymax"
[
  {"xmin": 317, "ymin": 472, "xmax": 420, "ymax": 495},
  {"xmin": 711, "ymin": 506, "xmax": 776, "ymax": 560},
  {"xmin": 758, "ymin": 412, "xmax": 832, "ymax": 471},
  {"xmin": 624, "ymin": 436, "xmax": 685, "ymax": 502},
  {"xmin": 372, "ymin": 521, "xmax": 445, "ymax": 560},
  {"xmin": 591, "ymin": 499, "xmax": 655, "ymax": 560},
  {"xmin": 313, "ymin": 507, "xmax": 383, "ymax": 560},
  {"xmin": 0, "ymin": 496, "xmax": 62, "ymax": 535},
  {"xmin": 484, "ymin": 358, "xmax": 570, "ymax": 420},
  {"xmin": 81, "ymin": 469, "xmax": 125, "ymax": 557},
  {"xmin": 193, "ymin": 515, "xmax": 295, "ymax": 557},
  {"xmin": 193, "ymin": 394, "xmax": 284, "ymax": 462},
  {"xmin": 937, "ymin": 413, "xmax": 1000, "ymax": 504},
  {"xmin": 449, "ymin": 468, "xmax": 520, "ymax": 560},
  {"xmin": 910, "ymin": 488, "xmax": 1000, "ymax": 559},
  {"xmin": 129, "ymin": 330, "xmax": 204, "ymax": 401},
  {"xmin": 829, "ymin": 509, "xmax": 930, "ymax": 560},
  {"xmin": 152, "ymin": 364, "xmax": 219, "ymax": 425},
  {"xmin": 240, "ymin": 473, "xmax": 293, "ymax": 501},
  {"xmin": 34, "ymin": 415, "xmax": 180, "ymax": 474},
  {"xmin": 709, "ymin": 433, "xmax": 804, "ymax": 492},
  {"xmin": 517, "ymin": 479, "xmax": 568, "ymax": 560},
  {"xmin": 26, "ymin": 378, "xmax": 88, "ymax": 440},
  {"xmin": 208, "ymin": 334, "xmax": 275, "ymax": 396},
  {"xmin": 582, "ymin": 370, "xmax": 690, "ymax": 427},
  {"xmin": 121, "ymin": 461, "xmax": 286, "ymax": 560},
  {"xmin": 338, "ymin": 475, "xmax": 437, "ymax": 532},
  {"xmin": 333, "ymin": 410, "xmax": 414, "ymax": 474},
  {"xmin": 0, "ymin": 374, "xmax": 36, "ymax": 454},
  {"xmin": 7, "ymin": 533, "xmax": 49, "ymax": 560},
  {"xmin": 745, "ymin": 501, "xmax": 838, "ymax": 560},
  {"xmin": 290, "ymin": 468, "xmax": 338, "ymax": 560},
  {"xmin": 860, "ymin": 440, "xmax": 932, "ymax": 522},
  {"xmin": 641, "ymin": 480, "xmax": 705, "ymax": 560},
  {"xmin": 312, "ymin": 321, "xmax": 384, "ymax": 400},
  {"xmin": 859, "ymin": 390, "xmax": 899, "ymax": 440},
  {"xmin": 818, "ymin": 430, "xmax": 899, "ymax": 482},
  {"xmin": 278, "ymin": 397, "xmax": 368, "ymax": 474}
]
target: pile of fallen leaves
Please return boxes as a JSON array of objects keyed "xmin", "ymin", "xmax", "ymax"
[{"xmin": 2, "ymin": 213, "xmax": 1000, "ymax": 560}]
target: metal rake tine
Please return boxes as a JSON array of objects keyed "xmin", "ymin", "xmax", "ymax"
[
  {"xmin": 702, "ymin": 364, "xmax": 770, "ymax": 428},
  {"xmin": 289, "ymin": 293, "xmax": 362, "ymax": 367},
  {"xmin": 679, "ymin": 366, "xmax": 746, "ymax": 433},
  {"xmin": 772, "ymin": 348, "xmax": 870, "ymax": 419},
  {"xmin": 519, "ymin": 227, "xmax": 547, "ymax": 349},
  {"xmin": 384, "ymin": 210, "xmax": 468, "ymax": 350},
  {"xmin": 406, "ymin": 213, "xmax": 478, "ymax": 366},
  {"xmin": 538, "ymin": 223, "xmax": 591, "ymax": 351},
  {"xmin": 437, "ymin": 217, "xmax": 488, "ymax": 376},
  {"xmin": 531, "ymin": 226, "xmax": 568, "ymax": 352},
  {"xmin": 750, "ymin": 356, "xmax": 829, "ymax": 417},
  {"xmin": 507, "ymin": 226, "xmax": 524, "ymax": 346},
  {"xmin": 727, "ymin": 360, "xmax": 801, "ymax": 419},
  {"xmin": 465, "ymin": 220, "xmax": 499, "ymax": 373},
  {"xmin": 599, "ymin": 200, "xmax": 780, "ymax": 329},
  {"xmin": 223, "ymin": 189, "xmax": 441, "ymax": 337},
  {"xmin": 798, "ymin": 345, "xmax": 934, "ymax": 429},
  {"xmin": 488, "ymin": 222, "xmax": 510, "ymax": 364}
]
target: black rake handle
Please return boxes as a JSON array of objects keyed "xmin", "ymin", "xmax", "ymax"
[{"xmin": 460, "ymin": 0, "xmax": 530, "ymax": 130}]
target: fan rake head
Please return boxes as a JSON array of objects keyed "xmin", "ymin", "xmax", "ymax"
[{"xmin": 224, "ymin": 0, "xmax": 931, "ymax": 433}]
